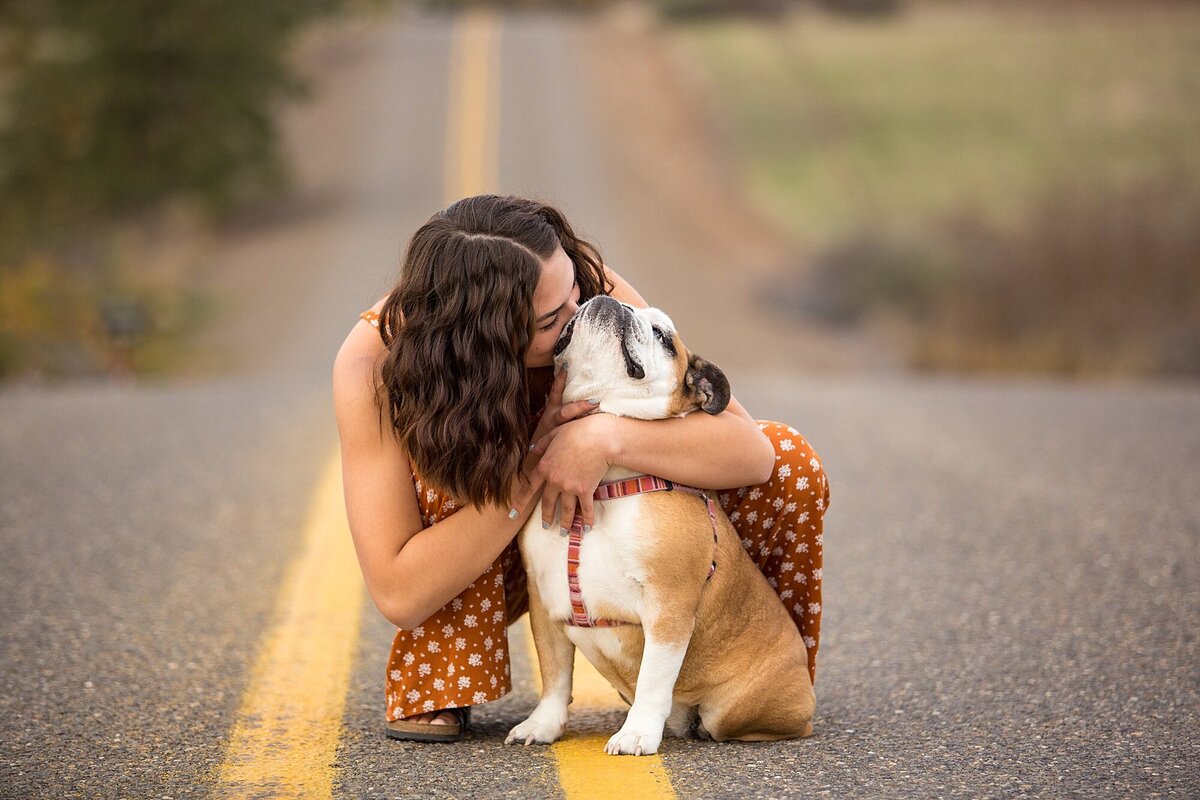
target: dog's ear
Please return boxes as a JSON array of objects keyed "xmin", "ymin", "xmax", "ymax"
[
  {"xmin": 685, "ymin": 354, "xmax": 730, "ymax": 415},
  {"xmin": 553, "ymin": 315, "xmax": 577, "ymax": 358}
]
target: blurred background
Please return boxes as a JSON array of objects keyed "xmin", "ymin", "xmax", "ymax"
[{"xmin": 1, "ymin": 0, "xmax": 1197, "ymax": 382}]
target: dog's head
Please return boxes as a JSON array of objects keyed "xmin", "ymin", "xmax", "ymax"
[{"xmin": 552, "ymin": 295, "xmax": 730, "ymax": 420}]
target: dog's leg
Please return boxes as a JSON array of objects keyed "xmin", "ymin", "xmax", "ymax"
[
  {"xmin": 505, "ymin": 582, "xmax": 575, "ymax": 746},
  {"xmin": 604, "ymin": 609, "xmax": 695, "ymax": 756}
]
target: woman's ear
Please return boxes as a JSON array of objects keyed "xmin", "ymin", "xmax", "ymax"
[{"xmin": 685, "ymin": 354, "xmax": 730, "ymax": 415}]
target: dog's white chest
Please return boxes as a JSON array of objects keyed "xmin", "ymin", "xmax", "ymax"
[{"xmin": 519, "ymin": 495, "xmax": 647, "ymax": 625}]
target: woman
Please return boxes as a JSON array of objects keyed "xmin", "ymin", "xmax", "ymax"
[{"xmin": 333, "ymin": 194, "xmax": 829, "ymax": 742}]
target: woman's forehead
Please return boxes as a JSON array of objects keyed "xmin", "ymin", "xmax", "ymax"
[{"xmin": 534, "ymin": 246, "xmax": 574, "ymax": 308}]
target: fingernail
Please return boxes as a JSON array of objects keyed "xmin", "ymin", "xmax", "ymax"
[
  {"xmin": 583, "ymin": 524, "xmax": 592, "ymax": 533},
  {"xmin": 587, "ymin": 398, "xmax": 600, "ymax": 405},
  {"xmin": 508, "ymin": 508, "xmax": 518, "ymax": 519},
  {"xmin": 541, "ymin": 520, "xmax": 549, "ymax": 530},
  {"xmin": 560, "ymin": 527, "xmax": 569, "ymax": 537}
]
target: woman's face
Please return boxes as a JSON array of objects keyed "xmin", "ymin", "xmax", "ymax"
[{"xmin": 524, "ymin": 245, "xmax": 581, "ymax": 368}]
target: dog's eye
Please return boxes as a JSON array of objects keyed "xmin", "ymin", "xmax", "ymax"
[{"xmin": 651, "ymin": 325, "xmax": 677, "ymax": 356}]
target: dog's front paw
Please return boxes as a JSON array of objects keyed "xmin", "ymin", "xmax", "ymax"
[
  {"xmin": 604, "ymin": 717, "xmax": 664, "ymax": 756},
  {"xmin": 505, "ymin": 711, "xmax": 565, "ymax": 746}
]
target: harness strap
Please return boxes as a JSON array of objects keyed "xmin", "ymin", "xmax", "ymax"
[{"xmin": 566, "ymin": 475, "xmax": 719, "ymax": 628}]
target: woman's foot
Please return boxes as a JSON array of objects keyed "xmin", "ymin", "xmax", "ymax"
[{"xmin": 385, "ymin": 706, "xmax": 471, "ymax": 742}]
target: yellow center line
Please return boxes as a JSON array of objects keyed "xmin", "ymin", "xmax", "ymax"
[
  {"xmin": 444, "ymin": 6, "xmax": 501, "ymax": 203},
  {"xmin": 215, "ymin": 454, "xmax": 364, "ymax": 799}
]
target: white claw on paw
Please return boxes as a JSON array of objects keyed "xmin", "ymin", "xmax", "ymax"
[
  {"xmin": 604, "ymin": 722, "xmax": 663, "ymax": 756},
  {"xmin": 505, "ymin": 713, "xmax": 564, "ymax": 746}
]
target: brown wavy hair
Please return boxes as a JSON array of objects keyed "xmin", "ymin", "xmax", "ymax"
[{"xmin": 376, "ymin": 195, "xmax": 613, "ymax": 509}]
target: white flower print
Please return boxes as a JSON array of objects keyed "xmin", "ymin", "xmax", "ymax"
[
  {"xmin": 730, "ymin": 511, "xmax": 741, "ymax": 523},
  {"xmin": 442, "ymin": 624, "xmax": 455, "ymax": 637},
  {"xmin": 423, "ymin": 699, "xmax": 435, "ymax": 712},
  {"xmin": 494, "ymin": 648, "xmax": 505, "ymax": 662},
  {"xmin": 412, "ymin": 626, "xmax": 425, "ymax": 639},
  {"xmin": 780, "ymin": 439, "xmax": 795, "ymax": 451},
  {"xmin": 780, "ymin": 589, "xmax": 794, "ymax": 600},
  {"xmin": 448, "ymin": 664, "xmax": 456, "ymax": 676},
  {"xmin": 403, "ymin": 653, "xmax": 415, "ymax": 666},
  {"xmin": 772, "ymin": 546, "xmax": 784, "ymax": 557},
  {"xmin": 803, "ymin": 635, "xmax": 816, "ymax": 649},
  {"xmin": 785, "ymin": 501, "xmax": 797, "ymax": 513},
  {"xmin": 445, "ymin": 499, "xmax": 458, "ymax": 511},
  {"xmin": 433, "ymin": 678, "xmax": 445, "ymax": 691},
  {"xmin": 473, "ymin": 691, "xmax": 488, "ymax": 704},
  {"xmin": 484, "ymin": 637, "xmax": 494, "ymax": 650},
  {"xmin": 718, "ymin": 493, "xmax": 730, "ymax": 506},
  {"xmin": 480, "ymin": 598, "xmax": 492, "ymax": 612},
  {"xmin": 458, "ymin": 676, "xmax": 472, "ymax": 689},
  {"xmin": 763, "ymin": 517, "xmax": 775, "ymax": 530},
  {"xmin": 452, "ymin": 598, "xmax": 463, "ymax": 612},
  {"xmin": 426, "ymin": 489, "xmax": 435, "ymax": 503},
  {"xmin": 418, "ymin": 662, "xmax": 432, "ymax": 676},
  {"xmin": 809, "ymin": 457, "xmax": 821, "ymax": 471},
  {"xmin": 406, "ymin": 690, "xmax": 420, "ymax": 703},
  {"xmin": 808, "ymin": 602, "xmax": 822, "ymax": 615},
  {"xmin": 777, "ymin": 464, "xmax": 792, "ymax": 479},
  {"xmin": 747, "ymin": 510, "xmax": 758, "ymax": 524},
  {"xmin": 787, "ymin": 426, "xmax": 799, "ymax": 436},
  {"xmin": 468, "ymin": 653, "xmax": 483, "ymax": 667},
  {"xmin": 816, "ymin": 497, "xmax": 825, "ymax": 511},
  {"xmin": 455, "ymin": 638, "xmax": 467, "ymax": 650},
  {"xmin": 490, "ymin": 675, "xmax": 498, "ymax": 688},
  {"xmin": 464, "ymin": 615, "xmax": 478, "ymax": 628},
  {"xmin": 796, "ymin": 573, "xmax": 807, "ymax": 584},
  {"xmin": 773, "ymin": 497, "xmax": 785, "ymax": 510},
  {"xmin": 741, "ymin": 537, "xmax": 753, "ymax": 549},
  {"xmin": 796, "ymin": 476, "xmax": 809, "ymax": 491},
  {"xmin": 768, "ymin": 577, "xmax": 778, "ymax": 588},
  {"xmin": 816, "ymin": 533, "xmax": 824, "ymax": 546},
  {"xmin": 793, "ymin": 603, "xmax": 804, "ymax": 615},
  {"xmin": 493, "ymin": 573, "xmax": 503, "ymax": 587},
  {"xmin": 798, "ymin": 542, "xmax": 809, "ymax": 553},
  {"xmin": 492, "ymin": 610, "xmax": 503, "ymax": 623},
  {"xmin": 785, "ymin": 530, "xmax": 797, "ymax": 543},
  {"xmin": 389, "ymin": 669, "xmax": 403, "ymax": 681},
  {"xmin": 427, "ymin": 641, "xmax": 441, "ymax": 653},
  {"xmin": 813, "ymin": 568, "xmax": 823, "ymax": 580},
  {"xmin": 782, "ymin": 561, "xmax": 794, "ymax": 572},
  {"xmin": 749, "ymin": 488, "xmax": 763, "ymax": 500}
]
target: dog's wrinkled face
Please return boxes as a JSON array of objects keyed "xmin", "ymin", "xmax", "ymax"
[{"xmin": 553, "ymin": 295, "xmax": 730, "ymax": 420}]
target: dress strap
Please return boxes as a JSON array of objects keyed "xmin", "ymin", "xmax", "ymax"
[{"xmin": 359, "ymin": 309, "xmax": 381, "ymax": 329}]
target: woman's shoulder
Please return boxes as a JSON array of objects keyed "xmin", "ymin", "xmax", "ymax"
[{"xmin": 334, "ymin": 297, "xmax": 389, "ymax": 400}]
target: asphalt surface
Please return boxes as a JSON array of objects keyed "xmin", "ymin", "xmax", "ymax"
[{"xmin": 2, "ymin": 8, "xmax": 1198, "ymax": 799}]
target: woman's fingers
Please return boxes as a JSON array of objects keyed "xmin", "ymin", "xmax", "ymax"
[
  {"xmin": 557, "ymin": 397, "xmax": 599, "ymax": 424},
  {"xmin": 577, "ymin": 494, "xmax": 595, "ymax": 531},
  {"xmin": 557, "ymin": 493, "xmax": 579, "ymax": 535}
]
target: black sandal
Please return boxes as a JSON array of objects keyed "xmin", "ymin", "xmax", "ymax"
[{"xmin": 385, "ymin": 706, "xmax": 471, "ymax": 743}]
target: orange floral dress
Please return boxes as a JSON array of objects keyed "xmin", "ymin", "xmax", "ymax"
[{"xmin": 359, "ymin": 309, "xmax": 830, "ymax": 722}]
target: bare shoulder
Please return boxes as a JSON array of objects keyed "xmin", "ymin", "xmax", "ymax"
[
  {"xmin": 602, "ymin": 264, "xmax": 650, "ymax": 308},
  {"xmin": 333, "ymin": 303, "xmax": 388, "ymax": 430}
]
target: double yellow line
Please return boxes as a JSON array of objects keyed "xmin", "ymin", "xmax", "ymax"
[{"xmin": 217, "ymin": 9, "xmax": 676, "ymax": 798}]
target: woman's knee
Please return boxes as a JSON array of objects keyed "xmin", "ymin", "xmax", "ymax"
[{"xmin": 755, "ymin": 421, "xmax": 830, "ymax": 510}]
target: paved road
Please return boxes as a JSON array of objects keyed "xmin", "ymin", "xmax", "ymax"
[{"xmin": 2, "ymin": 9, "xmax": 1198, "ymax": 799}]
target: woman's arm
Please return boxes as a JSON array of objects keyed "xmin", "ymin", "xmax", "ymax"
[
  {"xmin": 334, "ymin": 330, "xmax": 595, "ymax": 629},
  {"xmin": 532, "ymin": 266, "xmax": 774, "ymax": 530}
]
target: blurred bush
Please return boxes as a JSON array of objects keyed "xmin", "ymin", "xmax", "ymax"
[
  {"xmin": 0, "ymin": 0, "xmax": 357, "ymax": 380},
  {"xmin": 680, "ymin": 2, "xmax": 1200, "ymax": 376}
]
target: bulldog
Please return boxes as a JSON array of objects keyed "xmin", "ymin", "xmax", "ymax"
[{"xmin": 505, "ymin": 295, "xmax": 814, "ymax": 756}]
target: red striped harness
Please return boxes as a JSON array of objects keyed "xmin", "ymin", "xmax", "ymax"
[{"xmin": 565, "ymin": 475, "xmax": 719, "ymax": 628}]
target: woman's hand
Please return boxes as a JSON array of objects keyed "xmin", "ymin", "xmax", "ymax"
[
  {"xmin": 509, "ymin": 370, "xmax": 599, "ymax": 519},
  {"xmin": 531, "ymin": 412, "xmax": 621, "ymax": 534}
]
